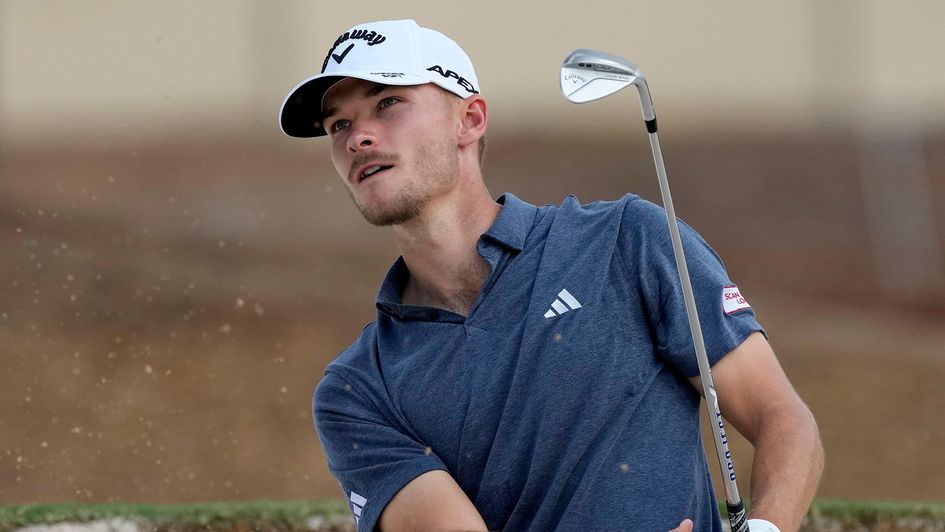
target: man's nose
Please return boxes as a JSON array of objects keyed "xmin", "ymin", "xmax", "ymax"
[{"xmin": 347, "ymin": 122, "xmax": 377, "ymax": 154}]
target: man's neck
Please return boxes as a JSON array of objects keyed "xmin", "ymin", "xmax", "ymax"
[{"xmin": 392, "ymin": 181, "xmax": 501, "ymax": 316}]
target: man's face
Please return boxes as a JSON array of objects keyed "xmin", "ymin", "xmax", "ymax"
[{"xmin": 322, "ymin": 78, "xmax": 461, "ymax": 226}]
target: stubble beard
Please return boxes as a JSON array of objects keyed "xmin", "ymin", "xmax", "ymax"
[{"xmin": 348, "ymin": 137, "xmax": 459, "ymax": 227}]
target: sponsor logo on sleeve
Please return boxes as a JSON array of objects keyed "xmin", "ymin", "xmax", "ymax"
[{"xmin": 721, "ymin": 285, "xmax": 751, "ymax": 314}]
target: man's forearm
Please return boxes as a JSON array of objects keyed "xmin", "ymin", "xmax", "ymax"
[{"xmin": 745, "ymin": 402, "xmax": 824, "ymax": 532}]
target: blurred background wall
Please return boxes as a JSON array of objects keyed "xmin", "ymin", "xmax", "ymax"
[{"xmin": 2, "ymin": 0, "xmax": 943, "ymax": 505}]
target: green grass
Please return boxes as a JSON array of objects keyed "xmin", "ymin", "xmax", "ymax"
[
  {"xmin": 808, "ymin": 498, "xmax": 945, "ymax": 525},
  {"xmin": 0, "ymin": 499, "xmax": 349, "ymax": 530},
  {"xmin": 1, "ymin": 498, "xmax": 943, "ymax": 530}
]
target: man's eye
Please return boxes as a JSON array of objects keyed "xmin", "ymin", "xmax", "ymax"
[
  {"xmin": 378, "ymin": 97, "xmax": 398, "ymax": 109},
  {"xmin": 329, "ymin": 120, "xmax": 350, "ymax": 133}
]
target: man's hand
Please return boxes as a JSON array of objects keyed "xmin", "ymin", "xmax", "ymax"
[{"xmin": 669, "ymin": 518, "xmax": 693, "ymax": 532}]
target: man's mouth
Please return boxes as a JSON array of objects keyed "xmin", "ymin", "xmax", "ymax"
[{"xmin": 357, "ymin": 164, "xmax": 394, "ymax": 182}]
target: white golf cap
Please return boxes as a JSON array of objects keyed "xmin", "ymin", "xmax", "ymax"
[{"xmin": 279, "ymin": 19, "xmax": 481, "ymax": 138}]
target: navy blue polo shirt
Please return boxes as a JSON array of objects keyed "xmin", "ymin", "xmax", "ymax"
[{"xmin": 313, "ymin": 193, "xmax": 764, "ymax": 531}]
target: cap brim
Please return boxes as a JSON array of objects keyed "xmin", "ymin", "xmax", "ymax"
[{"xmin": 279, "ymin": 71, "xmax": 431, "ymax": 138}]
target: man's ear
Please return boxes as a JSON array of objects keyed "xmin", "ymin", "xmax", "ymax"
[{"xmin": 457, "ymin": 95, "xmax": 487, "ymax": 149}]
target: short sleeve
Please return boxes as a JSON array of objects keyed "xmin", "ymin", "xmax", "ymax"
[
  {"xmin": 313, "ymin": 371, "xmax": 448, "ymax": 531},
  {"xmin": 619, "ymin": 198, "xmax": 765, "ymax": 377}
]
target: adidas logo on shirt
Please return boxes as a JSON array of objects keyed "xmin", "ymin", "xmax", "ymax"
[
  {"xmin": 349, "ymin": 491, "xmax": 367, "ymax": 525},
  {"xmin": 544, "ymin": 288, "xmax": 582, "ymax": 318}
]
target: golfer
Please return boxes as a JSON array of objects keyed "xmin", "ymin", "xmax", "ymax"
[{"xmin": 280, "ymin": 19, "xmax": 823, "ymax": 532}]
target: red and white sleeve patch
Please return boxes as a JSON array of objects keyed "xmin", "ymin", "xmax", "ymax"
[{"xmin": 721, "ymin": 285, "xmax": 751, "ymax": 314}]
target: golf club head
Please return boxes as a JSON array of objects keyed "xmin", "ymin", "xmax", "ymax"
[{"xmin": 560, "ymin": 48, "xmax": 642, "ymax": 103}]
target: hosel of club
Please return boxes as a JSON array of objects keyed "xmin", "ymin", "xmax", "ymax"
[
  {"xmin": 634, "ymin": 78, "xmax": 658, "ymax": 130},
  {"xmin": 634, "ymin": 78, "xmax": 750, "ymax": 532}
]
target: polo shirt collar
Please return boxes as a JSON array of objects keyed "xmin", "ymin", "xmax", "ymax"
[
  {"xmin": 482, "ymin": 192, "xmax": 537, "ymax": 252},
  {"xmin": 375, "ymin": 192, "xmax": 538, "ymax": 320}
]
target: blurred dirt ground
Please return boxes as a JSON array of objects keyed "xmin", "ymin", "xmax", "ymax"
[{"xmin": 1, "ymin": 129, "xmax": 944, "ymax": 505}]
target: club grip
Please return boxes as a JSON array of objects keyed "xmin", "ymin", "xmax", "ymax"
[{"xmin": 727, "ymin": 499, "xmax": 749, "ymax": 532}]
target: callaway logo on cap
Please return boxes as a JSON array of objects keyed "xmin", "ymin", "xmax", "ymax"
[{"xmin": 279, "ymin": 19, "xmax": 481, "ymax": 138}]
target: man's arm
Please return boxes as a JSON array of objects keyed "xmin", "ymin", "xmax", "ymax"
[
  {"xmin": 378, "ymin": 470, "xmax": 488, "ymax": 532},
  {"xmin": 689, "ymin": 331, "xmax": 824, "ymax": 532}
]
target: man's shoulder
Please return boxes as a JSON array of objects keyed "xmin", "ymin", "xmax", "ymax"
[
  {"xmin": 324, "ymin": 321, "xmax": 379, "ymax": 376},
  {"xmin": 542, "ymin": 193, "xmax": 691, "ymax": 271},
  {"xmin": 538, "ymin": 193, "xmax": 669, "ymax": 238},
  {"xmin": 553, "ymin": 192, "xmax": 639, "ymax": 215},
  {"xmin": 568, "ymin": 192, "xmax": 679, "ymax": 238},
  {"xmin": 549, "ymin": 193, "xmax": 665, "ymax": 224},
  {"xmin": 313, "ymin": 321, "xmax": 381, "ymax": 411}
]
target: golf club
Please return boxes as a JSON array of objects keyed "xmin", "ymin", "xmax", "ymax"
[{"xmin": 561, "ymin": 49, "xmax": 750, "ymax": 532}]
